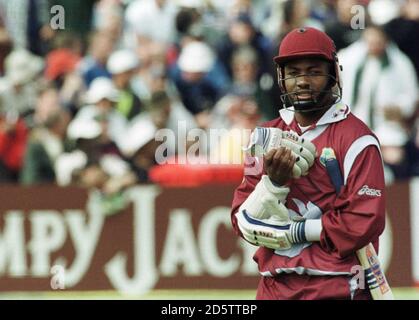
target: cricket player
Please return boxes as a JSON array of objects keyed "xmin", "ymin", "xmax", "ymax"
[{"xmin": 231, "ymin": 27, "xmax": 386, "ymax": 300}]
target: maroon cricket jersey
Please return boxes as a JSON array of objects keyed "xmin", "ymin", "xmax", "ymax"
[{"xmin": 231, "ymin": 102, "xmax": 386, "ymax": 278}]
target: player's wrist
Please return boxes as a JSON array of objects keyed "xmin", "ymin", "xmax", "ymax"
[
  {"xmin": 304, "ymin": 219, "xmax": 322, "ymax": 242},
  {"xmin": 262, "ymin": 175, "xmax": 289, "ymax": 202},
  {"xmin": 289, "ymin": 221, "xmax": 307, "ymax": 243},
  {"xmin": 268, "ymin": 176, "xmax": 286, "ymax": 187},
  {"xmin": 288, "ymin": 219, "xmax": 322, "ymax": 243},
  {"xmin": 238, "ymin": 175, "xmax": 290, "ymax": 221}
]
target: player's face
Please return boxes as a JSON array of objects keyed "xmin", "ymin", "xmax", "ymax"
[{"xmin": 283, "ymin": 58, "xmax": 331, "ymax": 101}]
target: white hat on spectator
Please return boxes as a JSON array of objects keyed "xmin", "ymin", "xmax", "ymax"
[
  {"xmin": 85, "ymin": 77, "xmax": 119, "ymax": 104},
  {"xmin": 368, "ymin": 0, "xmax": 401, "ymax": 25},
  {"xmin": 5, "ymin": 49, "xmax": 44, "ymax": 85},
  {"xmin": 67, "ymin": 118, "xmax": 102, "ymax": 140},
  {"xmin": 178, "ymin": 41, "xmax": 215, "ymax": 73},
  {"xmin": 55, "ymin": 150, "xmax": 88, "ymax": 186},
  {"xmin": 119, "ymin": 113, "xmax": 157, "ymax": 157},
  {"xmin": 107, "ymin": 50, "xmax": 140, "ymax": 75}
]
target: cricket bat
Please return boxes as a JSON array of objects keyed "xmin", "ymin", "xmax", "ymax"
[
  {"xmin": 356, "ymin": 243, "xmax": 394, "ymax": 300},
  {"xmin": 322, "ymin": 148, "xmax": 394, "ymax": 300}
]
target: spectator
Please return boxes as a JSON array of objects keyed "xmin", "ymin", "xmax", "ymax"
[
  {"xmin": 64, "ymin": 117, "xmax": 137, "ymax": 213},
  {"xmin": 43, "ymin": 33, "xmax": 85, "ymax": 115},
  {"xmin": 310, "ymin": 0, "xmax": 339, "ymax": 24},
  {"xmin": 0, "ymin": 49, "xmax": 44, "ymax": 182},
  {"xmin": 0, "ymin": 49, "xmax": 44, "ymax": 119},
  {"xmin": 20, "ymin": 85, "xmax": 70, "ymax": 185},
  {"xmin": 44, "ymin": 33, "xmax": 82, "ymax": 85},
  {"xmin": 93, "ymin": 0, "xmax": 125, "ymax": 48},
  {"xmin": 107, "ymin": 49, "xmax": 144, "ymax": 121},
  {"xmin": 263, "ymin": 0, "xmax": 324, "ymax": 43},
  {"xmin": 219, "ymin": 0, "xmax": 271, "ymax": 32},
  {"xmin": 169, "ymin": 40, "xmax": 229, "ymax": 128},
  {"xmin": 122, "ymin": 90, "xmax": 197, "ymax": 175},
  {"xmin": 324, "ymin": 0, "xmax": 365, "ymax": 51},
  {"xmin": 217, "ymin": 13, "xmax": 273, "ymax": 81},
  {"xmin": 171, "ymin": 1, "xmax": 219, "ymax": 65},
  {"xmin": 339, "ymin": 25, "xmax": 419, "ymax": 180},
  {"xmin": 50, "ymin": 0, "xmax": 97, "ymax": 46},
  {"xmin": 123, "ymin": 1, "xmax": 175, "ymax": 101},
  {"xmin": 340, "ymin": 25, "xmax": 418, "ymax": 130},
  {"xmin": 78, "ymin": 31, "xmax": 114, "ymax": 87},
  {"xmin": 385, "ymin": 0, "xmax": 419, "ymax": 79},
  {"xmin": 70, "ymin": 77, "xmax": 127, "ymax": 151},
  {"xmin": 227, "ymin": 45, "xmax": 277, "ymax": 121},
  {"xmin": 210, "ymin": 94, "xmax": 261, "ymax": 164},
  {"xmin": 279, "ymin": 0, "xmax": 324, "ymax": 38},
  {"xmin": 124, "ymin": 0, "xmax": 177, "ymax": 86},
  {"xmin": 178, "ymin": 0, "xmax": 230, "ymax": 46},
  {"xmin": 0, "ymin": 0, "xmax": 53, "ymax": 55},
  {"xmin": 174, "ymin": 2, "xmax": 204, "ymax": 43},
  {"xmin": 124, "ymin": 0, "xmax": 178, "ymax": 46},
  {"xmin": 65, "ymin": 77, "xmax": 137, "ymax": 197}
]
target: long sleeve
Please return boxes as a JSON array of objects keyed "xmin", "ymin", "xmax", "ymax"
[{"xmin": 320, "ymin": 145, "xmax": 386, "ymax": 258}]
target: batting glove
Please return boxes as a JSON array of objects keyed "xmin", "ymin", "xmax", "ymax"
[
  {"xmin": 243, "ymin": 127, "xmax": 317, "ymax": 178},
  {"xmin": 236, "ymin": 210, "xmax": 307, "ymax": 250},
  {"xmin": 238, "ymin": 175, "xmax": 290, "ymax": 221}
]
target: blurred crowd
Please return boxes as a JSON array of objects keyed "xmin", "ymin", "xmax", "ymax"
[{"xmin": 0, "ymin": 0, "xmax": 418, "ymax": 195}]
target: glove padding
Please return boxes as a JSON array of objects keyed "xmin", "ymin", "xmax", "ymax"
[
  {"xmin": 243, "ymin": 127, "xmax": 317, "ymax": 178},
  {"xmin": 238, "ymin": 175, "xmax": 289, "ymax": 220},
  {"xmin": 236, "ymin": 210, "xmax": 307, "ymax": 250}
]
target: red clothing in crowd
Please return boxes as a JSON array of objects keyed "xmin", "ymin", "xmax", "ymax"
[{"xmin": 0, "ymin": 118, "xmax": 28, "ymax": 172}]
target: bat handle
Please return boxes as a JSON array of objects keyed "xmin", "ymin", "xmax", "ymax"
[
  {"xmin": 356, "ymin": 244, "xmax": 394, "ymax": 300},
  {"xmin": 325, "ymin": 158, "xmax": 343, "ymax": 195}
]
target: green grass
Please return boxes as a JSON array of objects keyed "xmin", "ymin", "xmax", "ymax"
[{"xmin": 0, "ymin": 288, "xmax": 418, "ymax": 300}]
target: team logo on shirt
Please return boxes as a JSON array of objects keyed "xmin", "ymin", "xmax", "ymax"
[
  {"xmin": 358, "ymin": 185, "xmax": 382, "ymax": 197},
  {"xmin": 332, "ymin": 103, "xmax": 347, "ymax": 118},
  {"xmin": 319, "ymin": 147, "xmax": 336, "ymax": 166}
]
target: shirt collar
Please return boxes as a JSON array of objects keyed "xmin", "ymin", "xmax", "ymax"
[
  {"xmin": 279, "ymin": 102, "xmax": 350, "ymax": 127},
  {"xmin": 316, "ymin": 102, "xmax": 350, "ymax": 126}
]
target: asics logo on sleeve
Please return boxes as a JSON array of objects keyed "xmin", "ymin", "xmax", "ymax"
[{"xmin": 358, "ymin": 185, "xmax": 382, "ymax": 197}]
